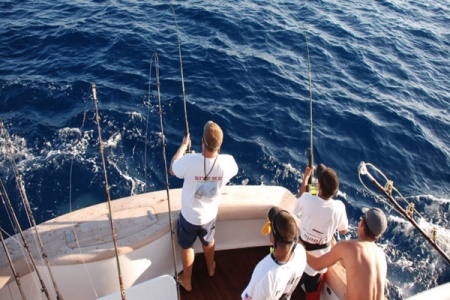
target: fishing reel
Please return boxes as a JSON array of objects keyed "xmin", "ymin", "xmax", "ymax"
[
  {"xmin": 307, "ymin": 183, "xmax": 318, "ymax": 196},
  {"xmin": 306, "ymin": 169, "xmax": 318, "ymax": 196}
]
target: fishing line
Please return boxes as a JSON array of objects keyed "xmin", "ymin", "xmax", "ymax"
[
  {"xmin": 143, "ymin": 5, "xmax": 189, "ymax": 189},
  {"xmin": 278, "ymin": 3, "xmax": 318, "ymax": 190},
  {"xmin": 143, "ymin": 6, "xmax": 172, "ymax": 193},
  {"xmin": 358, "ymin": 161, "xmax": 450, "ymax": 264},
  {"xmin": 152, "ymin": 52, "xmax": 181, "ymax": 300},
  {"xmin": 66, "ymin": 91, "xmax": 98, "ymax": 298},
  {"xmin": 91, "ymin": 84, "xmax": 126, "ymax": 300},
  {"xmin": 143, "ymin": 57, "xmax": 155, "ymax": 193},
  {"xmin": 0, "ymin": 119, "xmax": 62, "ymax": 300}
]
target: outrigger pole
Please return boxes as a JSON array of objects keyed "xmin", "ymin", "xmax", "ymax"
[
  {"xmin": 153, "ymin": 53, "xmax": 181, "ymax": 300},
  {"xmin": 172, "ymin": 7, "xmax": 190, "ymax": 153},
  {"xmin": 91, "ymin": 84, "xmax": 127, "ymax": 300},
  {"xmin": 358, "ymin": 162, "xmax": 450, "ymax": 265}
]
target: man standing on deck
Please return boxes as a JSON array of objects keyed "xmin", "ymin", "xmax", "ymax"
[
  {"xmin": 305, "ymin": 207, "xmax": 388, "ymax": 300},
  {"xmin": 242, "ymin": 206, "xmax": 306, "ymax": 300},
  {"xmin": 294, "ymin": 163, "xmax": 349, "ymax": 299},
  {"xmin": 170, "ymin": 120, "xmax": 238, "ymax": 292}
]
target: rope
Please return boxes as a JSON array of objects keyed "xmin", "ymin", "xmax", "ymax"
[{"xmin": 358, "ymin": 162, "xmax": 450, "ymax": 264}]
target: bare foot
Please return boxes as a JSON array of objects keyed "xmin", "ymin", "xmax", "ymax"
[
  {"xmin": 178, "ymin": 272, "xmax": 192, "ymax": 292},
  {"xmin": 208, "ymin": 261, "xmax": 216, "ymax": 277}
]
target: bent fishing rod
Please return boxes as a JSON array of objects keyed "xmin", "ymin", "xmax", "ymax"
[
  {"xmin": 358, "ymin": 161, "xmax": 450, "ymax": 265},
  {"xmin": 153, "ymin": 52, "xmax": 181, "ymax": 300},
  {"xmin": 302, "ymin": 29, "xmax": 317, "ymax": 195},
  {"xmin": 172, "ymin": 7, "xmax": 190, "ymax": 153}
]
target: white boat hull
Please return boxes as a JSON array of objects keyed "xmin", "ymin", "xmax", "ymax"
[{"xmin": 0, "ymin": 185, "xmax": 346, "ymax": 300}]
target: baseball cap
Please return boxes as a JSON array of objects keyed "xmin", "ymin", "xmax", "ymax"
[
  {"xmin": 266, "ymin": 206, "xmax": 298, "ymax": 244},
  {"xmin": 362, "ymin": 207, "xmax": 388, "ymax": 237}
]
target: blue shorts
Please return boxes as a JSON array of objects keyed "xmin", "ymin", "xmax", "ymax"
[{"xmin": 177, "ymin": 213, "xmax": 216, "ymax": 249}]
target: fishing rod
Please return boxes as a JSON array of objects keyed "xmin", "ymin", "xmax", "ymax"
[
  {"xmin": 0, "ymin": 120, "xmax": 61, "ymax": 300},
  {"xmin": 0, "ymin": 227, "xmax": 27, "ymax": 299},
  {"xmin": 303, "ymin": 29, "xmax": 317, "ymax": 195},
  {"xmin": 358, "ymin": 162, "xmax": 450, "ymax": 265},
  {"xmin": 0, "ymin": 205, "xmax": 26, "ymax": 300},
  {"xmin": 91, "ymin": 84, "xmax": 126, "ymax": 300},
  {"xmin": 153, "ymin": 53, "xmax": 181, "ymax": 300},
  {"xmin": 171, "ymin": 7, "xmax": 191, "ymax": 153},
  {"xmin": 0, "ymin": 179, "xmax": 47, "ymax": 299}
]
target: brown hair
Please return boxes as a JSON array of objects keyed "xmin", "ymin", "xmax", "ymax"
[
  {"xmin": 203, "ymin": 121, "xmax": 223, "ymax": 151},
  {"xmin": 317, "ymin": 164, "xmax": 339, "ymax": 198}
]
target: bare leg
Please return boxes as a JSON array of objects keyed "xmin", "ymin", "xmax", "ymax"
[
  {"xmin": 202, "ymin": 241, "xmax": 216, "ymax": 277},
  {"xmin": 178, "ymin": 247, "xmax": 195, "ymax": 291}
]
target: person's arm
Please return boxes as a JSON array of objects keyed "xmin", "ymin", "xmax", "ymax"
[
  {"xmin": 297, "ymin": 165, "xmax": 314, "ymax": 197},
  {"xmin": 306, "ymin": 241, "xmax": 345, "ymax": 271},
  {"xmin": 170, "ymin": 134, "xmax": 190, "ymax": 175}
]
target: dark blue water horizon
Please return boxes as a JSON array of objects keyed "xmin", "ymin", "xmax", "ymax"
[{"xmin": 1, "ymin": 1, "xmax": 449, "ymax": 298}]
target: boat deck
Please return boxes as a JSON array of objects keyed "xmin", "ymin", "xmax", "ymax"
[{"xmin": 180, "ymin": 246, "xmax": 306, "ymax": 300}]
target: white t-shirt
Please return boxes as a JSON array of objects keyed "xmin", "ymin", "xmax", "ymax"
[
  {"xmin": 241, "ymin": 246, "xmax": 306, "ymax": 300},
  {"xmin": 172, "ymin": 152, "xmax": 238, "ymax": 225},
  {"xmin": 293, "ymin": 192, "xmax": 348, "ymax": 275}
]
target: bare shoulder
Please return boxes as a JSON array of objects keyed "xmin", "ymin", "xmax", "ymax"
[
  {"xmin": 374, "ymin": 244, "xmax": 387, "ymax": 264},
  {"xmin": 331, "ymin": 239, "xmax": 358, "ymax": 255}
]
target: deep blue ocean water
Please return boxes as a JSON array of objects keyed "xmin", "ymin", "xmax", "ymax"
[{"xmin": 1, "ymin": 1, "xmax": 449, "ymax": 298}]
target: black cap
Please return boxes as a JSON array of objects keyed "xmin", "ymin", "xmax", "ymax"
[{"xmin": 267, "ymin": 206, "xmax": 298, "ymax": 244}]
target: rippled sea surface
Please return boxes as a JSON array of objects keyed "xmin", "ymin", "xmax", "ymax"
[{"xmin": 1, "ymin": 1, "xmax": 449, "ymax": 298}]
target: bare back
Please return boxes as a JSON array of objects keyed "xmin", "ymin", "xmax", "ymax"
[{"xmin": 340, "ymin": 240, "xmax": 387, "ymax": 300}]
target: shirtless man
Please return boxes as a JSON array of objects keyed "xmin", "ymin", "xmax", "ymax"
[{"xmin": 305, "ymin": 207, "xmax": 388, "ymax": 300}]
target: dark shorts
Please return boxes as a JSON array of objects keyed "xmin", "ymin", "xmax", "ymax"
[
  {"xmin": 299, "ymin": 272, "xmax": 322, "ymax": 292},
  {"xmin": 177, "ymin": 213, "xmax": 216, "ymax": 249}
]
